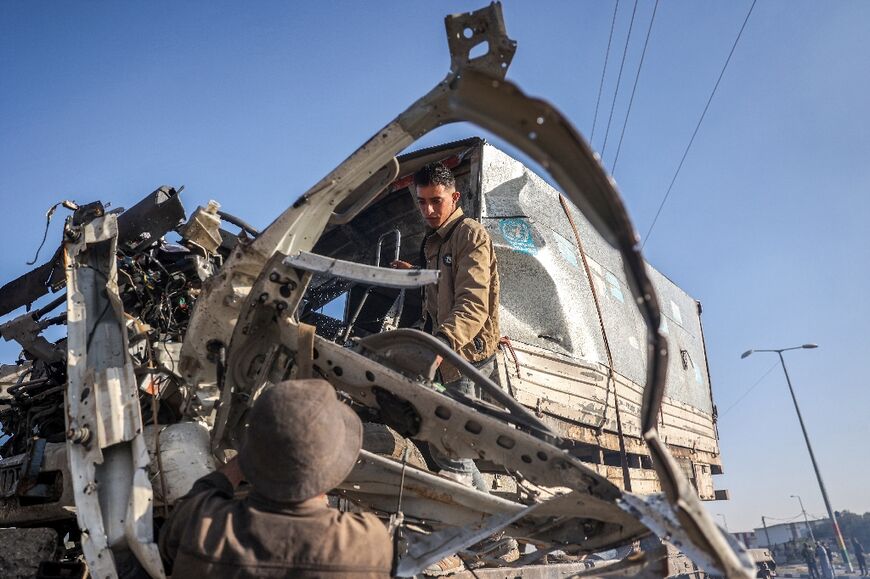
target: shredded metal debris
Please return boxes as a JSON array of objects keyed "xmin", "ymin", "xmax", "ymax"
[{"xmin": 0, "ymin": 4, "xmax": 753, "ymax": 578}]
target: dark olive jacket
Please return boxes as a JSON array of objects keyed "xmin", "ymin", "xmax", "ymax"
[{"xmin": 159, "ymin": 472, "xmax": 393, "ymax": 578}]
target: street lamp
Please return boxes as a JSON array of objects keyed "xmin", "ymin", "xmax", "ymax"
[
  {"xmin": 761, "ymin": 516, "xmax": 773, "ymax": 548},
  {"xmin": 741, "ymin": 344, "xmax": 852, "ymax": 572},
  {"xmin": 790, "ymin": 494, "xmax": 816, "ymax": 542}
]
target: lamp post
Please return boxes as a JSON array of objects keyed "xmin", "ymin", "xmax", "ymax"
[
  {"xmin": 790, "ymin": 494, "xmax": 816, "ymax": 542},
  {"xmin": 761, "ymin": 516, "xmax": 772, "ymax": 548},
  {"xmin": 741, "ymin": 344, "xmax": 852, "ymax": 572}
]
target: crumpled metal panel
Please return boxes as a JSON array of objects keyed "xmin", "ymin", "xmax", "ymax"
[
  {"xmin": 0, "ymin": 186, "xmax": 183, "ymax": 320},
  {"xmin": 481, "ymin": 144, "xmax": 713, "ymax": 414},
  {"xmin": 178, "ymin": 3, "xmax": 750, "ymax": 575},
  {"xmin": 64, "ymin": 214, "xmax": 165, "ymax": 579}
]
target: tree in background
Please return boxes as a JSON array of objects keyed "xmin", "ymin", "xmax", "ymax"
[{"xmin": 810, "ymin": 511, "xmax": 870, "ymax": 559}]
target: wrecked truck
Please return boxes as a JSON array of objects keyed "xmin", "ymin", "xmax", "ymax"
[{"xmin": 0, "ymin": 4, "xmax": 752, "ymax": 578}]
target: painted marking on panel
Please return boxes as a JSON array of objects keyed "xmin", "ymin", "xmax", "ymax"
[
  {"xmin": 499, "ymin": 218, "xmax": 538, "ymax": 255},
  {"xmin": 554, "ymin": 234, "xmax": 578, "ymax": 267},
  {"xmin": 670, "ymin": 300, "xmax": 683, "ymax": 325},
  {"xmin": 605, "ymin": 272, "xmax": 624, "ymax": 303}
]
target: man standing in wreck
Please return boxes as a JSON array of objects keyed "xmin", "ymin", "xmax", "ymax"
[{"xmin": 393, "ymin": 161, "xmax": 501, "ymax": 489}]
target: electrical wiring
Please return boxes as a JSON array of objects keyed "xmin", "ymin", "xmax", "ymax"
[
  {"xmin": 642, "ymin": 0, "xmax": 758, "ymax": 249},
  {"xmin": 720, "ymin": 360, "xmax": 779, "ymax": 417},
  {"xmin": 600, "ymin": 0, "xmax": 639, "ymax": 158},
  {"xmin": 610, "ymin": 0, "xmax": 659, "ymax": 174},
  {"xmin": 590, "ymin": 0, "xmax": 621, "ymax": 146}
]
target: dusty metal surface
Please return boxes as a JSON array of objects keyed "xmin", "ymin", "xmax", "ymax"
[
  {"xmin": 0, "ymin": 3, "xmax": 751, "ymax": 578},
  {"xmin": 64, "ymin": 213, "xmax": 164, "ymax": 578},
  {"xmin": 197, "ymin": 2, "xmax": 749, "ymax": 572},
  {"xmin": 313, "ymin": 138, "xmax": 723, "ymax": 500},
  {"xmin": 481, "ymin": 144, "xmax": 713, "ymax": 415},
  {"xmin": 0, "ymin": 527, "xmax": 60, "ymax": 579}
]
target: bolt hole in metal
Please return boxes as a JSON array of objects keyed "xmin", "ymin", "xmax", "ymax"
[
  {"xmin": 463, "ymin": 26, "xmax": 474, "ymax": 39},
  {"xmin": 365, "ymin": 371, "xmax": 375, "ymax": 382},
  {"xmin": 496, "ymin": 435, "xmax": 515, "ymax": 449},
  {"xmin": 469, "ymin": 40, "xmax": 489, "ymax": 60},
  {"xmin": 333, "ymin": 366, "xmax": 343, "ymax": 377},
  {"xmin": 464, "ymin": 420, "xmax": 482, "ymax": 434},
  {"xmin": 521, "ymin": 454, "xmax": 532, "ymax": 464},
  {"xmin": 537, "ymin": 451, "xmax": 548, "ymax": 461},
  {"xmin": 435, "ymin": 406, "xmax": 451, "ymax": 420}
]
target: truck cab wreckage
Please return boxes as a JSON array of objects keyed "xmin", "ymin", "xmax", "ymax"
[{"xmin": 0, "ymin": 4, "xmax": 755, "ymax": 578}]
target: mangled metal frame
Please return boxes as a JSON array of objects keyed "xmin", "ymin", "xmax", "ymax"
[
  {"xmin": 87, "ymin": 3, "xmax": 752, "ymax": 577},
  {"xmin": 64, "ymin": 214, "xmax": 165, "ymax": 578}
]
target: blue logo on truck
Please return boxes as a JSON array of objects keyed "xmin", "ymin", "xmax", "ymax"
[{"xmin": 499, "ymin": 218, "xmax": 537, "ymax": 255}]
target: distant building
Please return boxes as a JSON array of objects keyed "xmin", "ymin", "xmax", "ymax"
[
  {"xmin": 753, "ymin": 520, "xmax": 816, "ymax": 548},
  {"xmin": 731, "ymin": 530, "xmax": 758, "ymax": 549}
]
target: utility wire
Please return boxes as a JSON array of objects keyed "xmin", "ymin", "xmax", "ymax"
[
  {"xmin": 764, "ymin": 512, "xmax": 806, "ymax": 523},
  {"xmin": 720, "ymin": 360, "xmax": 779, "ymax": 417},
  {"xmin": 590, "ymin": 0, "xmax": 621, "ymax": 147},
  {"xmin": 611, "ymin": 0, "xmax": 660, "ymax": 174},
  {"xmin": 641, "ymin": 0, "xmax": 758, "ymax": 249},
  {"xmin": 600, "ymin": 0, "xmax": 639, "ymax": 158}
]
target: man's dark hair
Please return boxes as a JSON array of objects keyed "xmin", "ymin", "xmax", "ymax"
[{"xmin": 413, "ymin": 162, "xmax": 455, "ymax": 190}]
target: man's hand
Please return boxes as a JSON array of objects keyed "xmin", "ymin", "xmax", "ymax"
[
  {"xmin": 219, "ymin": 455, "xmax": 245, "ymax": 489},
  {"xmin": 390, "ymin": 260, "xmax": 414, "ymax": 269}
]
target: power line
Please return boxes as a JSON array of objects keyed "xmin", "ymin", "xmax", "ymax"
[
  {"xmin": 611, "ymin": 0, "xmax": 659, "ymax": 175},
  {"xmin": 764, "ymin": 512, "xmax": 806, "ymax": 523},
  {"xmin": 641, "ymin": 0, "xmax": 758, "ymax": 249},
  {"xmin": 600, "ymin": 0, "xmax": 639, "ymax": 158},
  {"xmin": 720, "ymin": 360, "xmax": 779, "ymax": 417},
  {"xmin": 590, "ymin": 0, "xmax": 620, "ymax": 147}
]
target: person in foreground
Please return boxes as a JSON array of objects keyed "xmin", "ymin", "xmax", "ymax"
[{"xmin": 158, "ymin": 379, "xmax": 393, "ymax": 578}]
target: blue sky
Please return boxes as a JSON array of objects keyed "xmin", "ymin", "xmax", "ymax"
[{"xmin": 2, "ymin": 2, "xmax": 868, "ymax": 532}]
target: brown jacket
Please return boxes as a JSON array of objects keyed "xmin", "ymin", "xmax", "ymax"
[
  {"xmin": 159, "ymin": 472, "xmax": 393, "ymax": 578},
  {"xmin": 422, "ymin": 208, "xmax": 500, "ymax": 382}
]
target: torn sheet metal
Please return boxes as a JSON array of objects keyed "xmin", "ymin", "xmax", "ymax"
[
  {"xmin": 192, "ymin": 3, "xmax": 753, "ymax": 576},
  {"xmin": 0, "ymin": 310, "xmax": 65, "ymax": 363},
  {"xmin": 395, "ymin": 499, "xmax": 546, "ymax": 576},
  {"xmin": 0, "ymin": 3, "xmax": 753, "ymax": 577},
  {"xmin": 619, "ymin": 491, "xmax": 755, "ymax": 577},
  {"xmin": 0, "ymin": 248, "xmax": 64, "ymax": 318},
  {"xmin": 116, "ymin": 185, "xmax": 186, "ymax": 254},
  {"xmin": 284, "ymin": 251, "xmax": 439, "ymax": 289},
  {"xmin": 0, "ymin": 186, "xmax": 184, "ymax": 319},
  {"xmin": 64, "ymin": 213, "xmax": 165, "ymax": 579}
]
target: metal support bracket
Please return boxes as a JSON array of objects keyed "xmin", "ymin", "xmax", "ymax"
[
  {"xmin": 284, "ymin": 251, "xmax": 438, "ymax": 289},
  {"xmin": 64, "ymin": 214, "xmax": 165, "ymax": 579},
  {"xmin": 396, "ymin": 499, "xmax": 546, "ymax": 576},
  {"xmin": 178, "ymin": 3, "xmax": 754, "ymax": 575}
]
